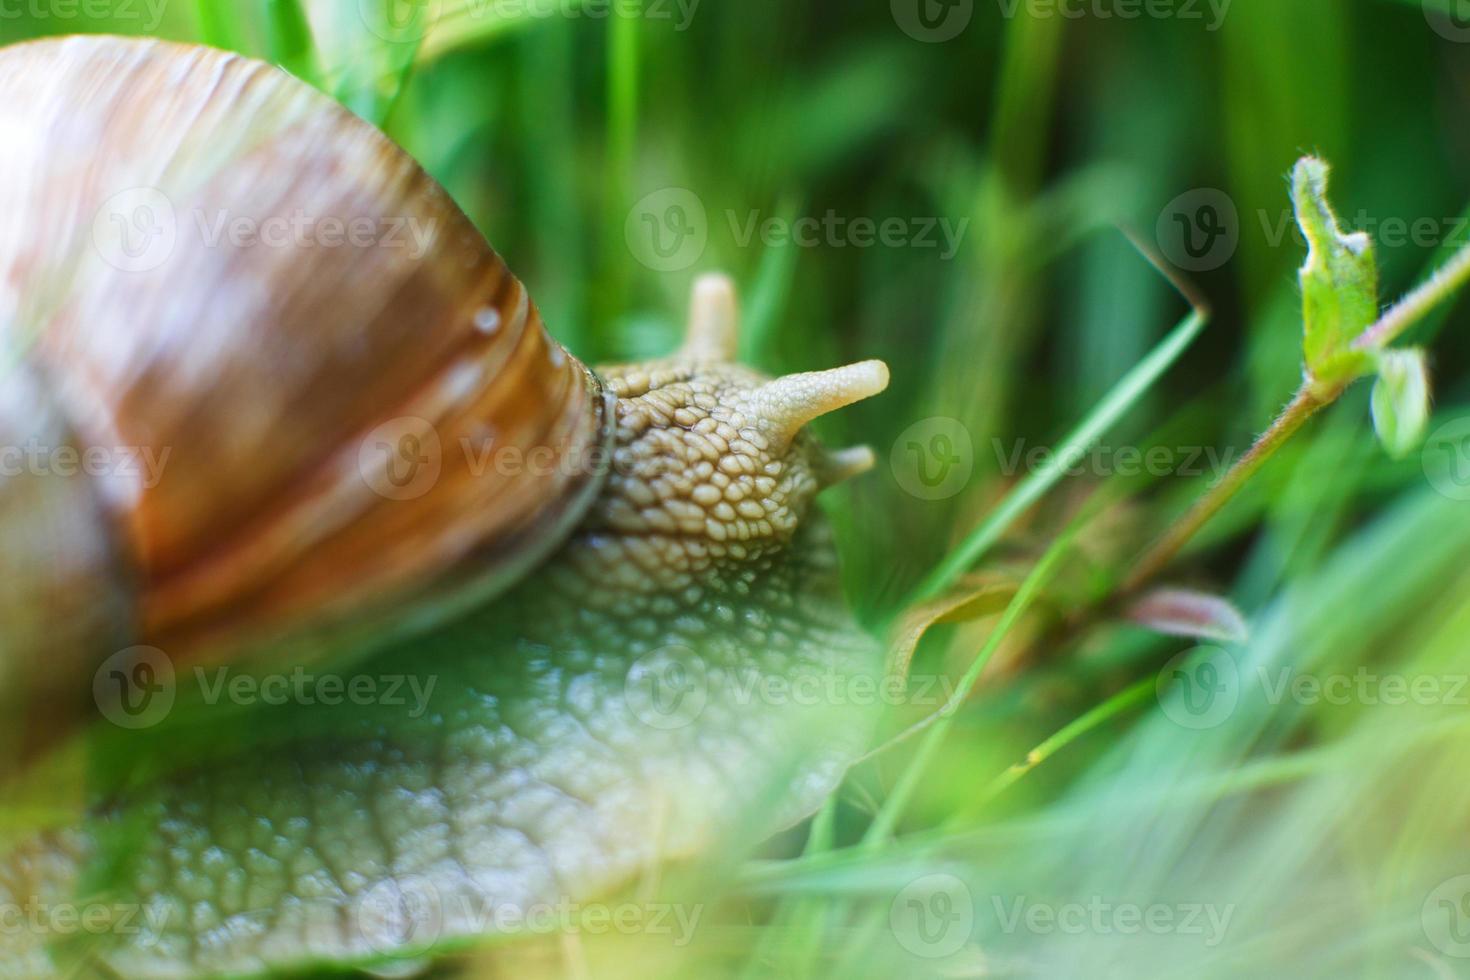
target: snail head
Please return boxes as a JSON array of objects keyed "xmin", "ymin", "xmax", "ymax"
[{"xmin": 579, "ymin": 274, "xmax": 889, "ymax": 583}]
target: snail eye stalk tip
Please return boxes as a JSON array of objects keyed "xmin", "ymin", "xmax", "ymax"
[
  {"xmin": 681, "ymin": 272, "xmax": 741, "ymax": 362},
  {"xmin": 754, "ymin": 360, "xmax": 891, "ymax": 447}
]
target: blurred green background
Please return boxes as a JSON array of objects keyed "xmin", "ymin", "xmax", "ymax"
[{"xmin": 8, "ymin": 0, "xmax": 1470, "ymax": 976}]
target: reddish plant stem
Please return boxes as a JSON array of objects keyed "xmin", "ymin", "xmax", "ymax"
[{"xmin": 1122, "ymin": 381, "xmax": 1339, "ymax": 594}]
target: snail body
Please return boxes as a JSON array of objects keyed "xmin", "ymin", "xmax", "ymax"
[{"xmin": 0, "ymin": 37, "xmax": 888, "ymax": 977}]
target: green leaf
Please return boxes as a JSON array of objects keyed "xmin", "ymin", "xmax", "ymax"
[
  {"xmin": 1370, "ymin": 348, "xmax": 1431, "ymax": 459},
  {"xmin": 1291, "ymin": 156, "xmax": 1379, "ymax": 388}
]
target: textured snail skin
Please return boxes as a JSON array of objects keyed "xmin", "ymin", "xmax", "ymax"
[
  {"xmin": 0, "ymin": 36, "xmax": 891, "ymax": 976},
  {"xmin": 2, "ymin": 342, "xmax": 890, "ymax": 977}
]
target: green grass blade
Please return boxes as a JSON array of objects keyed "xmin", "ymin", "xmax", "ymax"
[
  {"xmin": 905, "ymin": 305, "xmax": 1208, "ymax": 608},
  {"xmin": 865, "ymin": 519, "xmax": 1084, "ymax": 848},
  {"xmin": 959, "ymin": 677, "xmax": 1155, "ymax": 818},
  {"xmin": 599, "ymin": 3, "xmax": 641, "ymax": 321},
  {"xmin": 741, "ymin": 194, "xmax": 805, "ymax": 366}
]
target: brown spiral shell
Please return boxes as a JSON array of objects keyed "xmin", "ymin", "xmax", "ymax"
[{"xmin": 0, "ymin": 36, "xmax": 610, "ymax": 743}]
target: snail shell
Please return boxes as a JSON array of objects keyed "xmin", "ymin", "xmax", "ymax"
[{"xmin": 0, "ymin": 37, "xmax": 610, "ymax": 737}]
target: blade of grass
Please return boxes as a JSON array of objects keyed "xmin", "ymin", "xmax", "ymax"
[
  {"xmin": 864, "ymin": 518, "xmax": 1084, "ymax": 849},
  {"xmin": 954, "ymin": 676, "xmax": 1155, "ymax": 819},
  {"xmin": 608, "ymin": 7, "xmax": 639, "ymax": 221},
  {"xmin": 987, "ymin": 5, "xmax": 1065, "ymax": 197},
  {"xmin": 904, "ymin": 304, "xmax": 1207, "ymax": 608},
  {"xmin": 739, "ymin": 795, "xmax": 839, "ymax": 980},
  {"xmin": 741, "ymin": 194, "xmax": 805, "ymax": 367},
  {"xmin": 601, "ymin": 2, "xmax": 640, "ymax": 323},
  {"xmin": 518, "ymin": 22, "xmax": 589, "ymax": 355},
  {"xmin": 826, "ymin": 518, "xmax": 1086, "ymax": 977}
]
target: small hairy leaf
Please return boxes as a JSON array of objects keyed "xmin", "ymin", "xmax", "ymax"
[{"xmin": 1292, "ymin": 156, "xmax": 1379, "ymax": 388}]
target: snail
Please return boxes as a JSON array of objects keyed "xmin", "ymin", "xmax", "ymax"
[{"xmin": 0, "ymin": 36, "xmax": 890, "ymax": 977}]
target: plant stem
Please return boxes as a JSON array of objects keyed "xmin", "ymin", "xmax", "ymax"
[
  {"xmin": 1123, "ymin": 381, "xmax": 1336, "ymax": 593},
  {"xmin": 1124, "ymin": 237, "xmax": 1470, "ymax": 594},
  {"xmin": 1353, "ymin": 239, "xmax": 1470, "ymax": 352}
]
